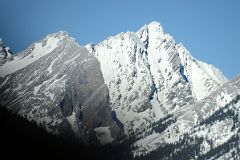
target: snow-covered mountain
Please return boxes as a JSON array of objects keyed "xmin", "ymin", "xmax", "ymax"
[
  {"xmin": 1, "ymin": 21, "xmax": 239, "ymax": 159},
  {"xmin": 86, "ymin": 21, "xmax": 227, "ymax": 135}
]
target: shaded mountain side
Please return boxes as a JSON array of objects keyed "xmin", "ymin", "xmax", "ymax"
[
  {"xmin": 0, "ymin": 33, "xmax": 121, "ymax": 144},
  {"xmin": 0, "ymin": 107, "xmax": 132, "ymax": 160}
]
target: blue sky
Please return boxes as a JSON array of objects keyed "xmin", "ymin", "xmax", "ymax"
[{"xmin": 0, "ymin": 0, "xmax": 240, "ymax": 78}]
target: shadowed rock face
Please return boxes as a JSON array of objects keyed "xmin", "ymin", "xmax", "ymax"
[
  {"xmin": 0, "ymin": 32, "xmax": 121, "ymax": 144},
  {"xmin": 0, "ymin": 38, "xmax": 13, "ymax": 65}
]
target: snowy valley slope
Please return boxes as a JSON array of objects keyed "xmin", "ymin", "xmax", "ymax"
[{"xmin": 133, "ymin": 76, "xmax": 240, "ymax": 160}]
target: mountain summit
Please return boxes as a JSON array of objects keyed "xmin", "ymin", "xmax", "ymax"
[
  {"xmin": 86, "ymin": 21, "xmax": 227, "ymax": 133},
  {"xmin": 1, "ymin": 22, "xmax": 239, "ymax": 159}
]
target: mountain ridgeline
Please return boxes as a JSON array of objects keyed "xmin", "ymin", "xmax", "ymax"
[{"xmin": 0, "ymin": 22, "xmax": 240, "ymax": 159}]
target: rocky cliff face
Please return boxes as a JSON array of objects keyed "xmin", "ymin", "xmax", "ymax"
[{"xmin": 0, "ymin": 38, "xmax": 13, "ymax": 65}]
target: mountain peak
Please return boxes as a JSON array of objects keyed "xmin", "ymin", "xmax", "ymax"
[
  {"xmin": 137, "ymin": 21, "xmax": 164, "ymax": 34},
  {"xmin": 47, "ymin": 31, "xmax": 68, "ymax": 40},
  {"xmin": 147, "ymin": 21, "xmax": 164, "ymax": 32},
  {"xmin": 0, "ymin": 31, "xmax": 70, "ymax": 77}
]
